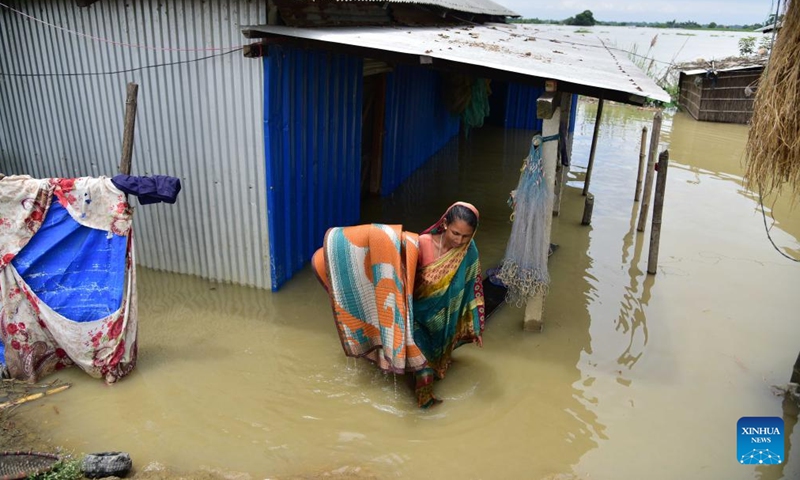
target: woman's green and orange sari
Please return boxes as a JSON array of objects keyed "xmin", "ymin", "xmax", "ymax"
[
  {"xmin": 312, "ymin": 204, "xmax": 485, "ymax": 408},
  {"xmin": 413, "ymin": 207, "xmax": 485, "ymax": 408}
]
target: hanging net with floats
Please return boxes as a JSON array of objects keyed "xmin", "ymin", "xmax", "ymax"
[{"xmin": 496, "ymin": 134, "xmax": 558, "ymax": 306}]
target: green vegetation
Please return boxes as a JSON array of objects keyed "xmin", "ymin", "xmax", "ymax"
[
  {"xmin": 511, "ymin": 10, "xmax": 775, "ymax": 32},
  {"xmin": 739, "ymin": 36, "xmax": 774, "ymax": 56},
  {"xmin": 28, "ymin": 458, "xmax": 83, "ymax": 480},
  {"xmin": 574, "ymin": 28, "xmax": 592, "ymax": 34},
  {"xmin": 564, "ymin": 10, "xmax": 596, "ymax": 26},
  {"xmin": 739, "ymin": 36, "xmax": 757, "ymax": 55},
  {"xmin": 624, "ymin": 39, "xmax": 681, "ymax": 107}
]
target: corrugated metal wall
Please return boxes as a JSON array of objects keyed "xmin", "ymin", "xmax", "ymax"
[
  {"xmin": 0, "ymin": 1, "xmax": 270, "ymax": 288},
  {"xmin": 504, "ymin": 83, "xmax": 579, "ymax": 133},
  {"xmin": 505, "ymin": 83, "xmax": 546, "ymax": 130},
  {"xmin": 381, "ymin": 65, "xmax": 460, "ymax": 195},
  {"xmin": 263, "ymin": 45, "xmax": 363, "ymax": 290},
  {"xmin": 569, "ymin": 95, "xmax": 578, "ymax": 133}
]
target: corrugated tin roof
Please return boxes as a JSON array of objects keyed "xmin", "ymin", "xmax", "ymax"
[
  {"xmin": 756, "ymin": 21, "xmax": 782, "ymax": 33},
  {"xmin": 680, "ymin": 64, "xmax": 765, "ymax": 76},
  {"xmin": 344, "ymin": 0, "xmax": 519, "ymax": 16},
  {"xmin": 243, "ymin": 23, "xmax": 671, "ymax": 104}
]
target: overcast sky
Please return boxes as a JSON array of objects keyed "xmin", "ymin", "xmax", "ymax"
[{"xmin": 497, "ymin": 0, "xmax": 776, "ymax": 25}]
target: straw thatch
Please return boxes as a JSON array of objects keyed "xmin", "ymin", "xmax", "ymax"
[
  {"xmin": 675, "ymin": 56, "xmax": 768, "ymax": 72},
  {"xmin": 745, "ymin": 0, "xmax": 800, "ymax": 196}
]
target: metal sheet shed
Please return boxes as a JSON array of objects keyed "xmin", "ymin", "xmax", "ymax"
[{"xmin": 243, "ymin": 23, "xmax": 671, "ymax": 105}]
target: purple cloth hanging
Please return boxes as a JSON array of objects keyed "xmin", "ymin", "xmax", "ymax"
[{"xmin": 111, "ymin": 175, "xmax": 182, "ymax": 205}]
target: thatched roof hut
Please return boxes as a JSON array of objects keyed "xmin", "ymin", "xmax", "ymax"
[{"xmin": 678, "ymin": 61, "xmax": 765, "ymax": 124}]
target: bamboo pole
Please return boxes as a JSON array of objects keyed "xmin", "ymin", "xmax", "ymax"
[
  {"xmin": 582, "ymin": 97, "xmax": 604, "ymax": 196},
  {"xmin": 637, "ymin": 110, "xmax": 663, "ymax": 232},
  {"xmin": 554, "ymin": 163, "xmax": 565, "ymax": 216},
  {"xmin": 635, "ymin": 126, "xmax": 648, "ymax": 201},
  {"xmin": 119, "ymin": 83, "xmax": 139, "ymax": 176},
  {"xmin": 0, "ymin": 384, "xmax": 71, "ymax": 410},
  {"xmin": 647, "ymin": 150, "xmax": 669, "ymax": 275}
]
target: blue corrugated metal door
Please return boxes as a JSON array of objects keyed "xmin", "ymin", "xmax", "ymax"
[
  {"xmin": 381, "ymin": 66, "xmax": 460, "ymax": 196},
  {"xmin": 263, "ymin": 46, "xmax": 363, "ymax": 290},
  {"xmin": 569, "ymin": 94, "xmax": 579, "ymax": 133},
  {"xmin": 505, "ymin": 84, "xmax": 579, "ymax": 134},
  {"xmin": 505, "ymin": 83, "xmax": 545, "ymax": 130}
]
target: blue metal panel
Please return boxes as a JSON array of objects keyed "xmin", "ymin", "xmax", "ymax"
[
  {"xmin": 505, "ymin": 85, "xmax": 579, "ymax": 134},
  {"xmin": 505, "ymin": 83, "xmax": 545, "ymax": 130},
  {"xmin": 264, "ymin": 46, "xmax": 363, "ymax": 290},
  {"xmin": 569, "ymin": 94, "xmax": 579, "ymax": 133},
  {"xmin": 381, "ymin": 66, "xmax": 460, "ymax": 195}
]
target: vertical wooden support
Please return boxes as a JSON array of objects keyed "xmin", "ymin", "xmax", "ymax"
[
  {"xmin": 635, "ymin": 126, "xmax": 648, "ymax": 202},
  {"xmin": 524, "ymin": 95, "xmax": 560, "ymax": 332},
  {"xmin": 647, "ymin": 150, "xmax": 669, "ymax": 275},
  {"xmin": 582, "ymin": 97, "xmax": 604, "ymax": 196},
  {"xmin": 119, "ymin": 82, "xmax": 139, "ymax": 175},
  {"xmin": 554, "ymin": 163, "xmax": 567, "ymax": 216},
  {"xmin": 553, "ymin": 93, "xmax": 572, "ymax": 216},
  {"xmin": 581, "ymin": 193, "xmax": 595, "ymax": 226},
  {"xmin": 637, "ymin": 110, "xmax": 662, "ymax": 232}
]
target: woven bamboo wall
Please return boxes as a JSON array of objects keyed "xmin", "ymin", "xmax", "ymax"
[
  {"xmin": 679, "ymin": 68, "xmax": 763, "ymax": 124},
  {"xmin": 679, "ymin": 73, "xmax": 703, "ymax": 120}
]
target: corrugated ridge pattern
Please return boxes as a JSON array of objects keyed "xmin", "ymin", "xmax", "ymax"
[
  {"xmin": 505, "ymin": 84, "xmax": 580, "ymax": 134},
  {"xmin": 505, "ymin": 83, "xmax": 545, "ymax": 130},
  {"xmin": 381, "ymin": 65, "xmax": 460, "ymax": 195},
  {"xmin": 0, "ymin": 0, "xmax": 269, "ymax": 289},
  {"xmin": 569, "ymin": 94, "xmax": 578, "ymax": 132},
  {"xmin": 339, "ymin": 0, "xmax": 518, "ymax": 16},
  {"xmin": 263, "ymin": 45, "xmax": 363, "ymax": 290}
]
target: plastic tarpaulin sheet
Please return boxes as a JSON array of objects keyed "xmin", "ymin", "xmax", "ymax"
[
  {"xmin": 12, "ymin": 201, "xmax": 127, "ymax": 322},
  {"xmin": 0, "ymin": 176, "xmax": 137, "ymax": 383}
]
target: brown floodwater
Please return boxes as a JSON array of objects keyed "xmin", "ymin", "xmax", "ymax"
[{"xmin": 13, "ymin": 100, "xmax": 800, "ymax": 479}]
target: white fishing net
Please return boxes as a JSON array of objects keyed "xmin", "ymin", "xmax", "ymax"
[{"xmin": 496, "ymin": 134, "xmax": 557, "ymax": 307}]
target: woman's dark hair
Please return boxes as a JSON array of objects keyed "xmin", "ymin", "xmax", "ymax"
[{"xmin": 445, "ymin": 204, "xmax": 478, "ymax": 228}]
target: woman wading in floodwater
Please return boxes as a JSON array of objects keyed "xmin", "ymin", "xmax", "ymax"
[{"xmin": 312, "ymin": 202, "xmax": 484, "ymax": 408}]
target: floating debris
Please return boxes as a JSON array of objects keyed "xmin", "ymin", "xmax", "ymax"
[{"xmin": 0, "ymin": 379, "xmax": 72, "ymax": 410}]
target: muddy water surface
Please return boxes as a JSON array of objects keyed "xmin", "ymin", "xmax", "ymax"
[{"xmin": 15, "ymin": 100, "xmax": 800, "ymax": 479}]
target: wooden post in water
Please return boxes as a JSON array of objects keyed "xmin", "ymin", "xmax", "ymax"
[
  {"xmin": 637, "ymin": 110, "xmax": 662, "ymax": 232},
  {"xmin": 647, "ymin": 150, "xmax": 669, "ymax": 275},
  {"xmin": 581, "ymin": 193, "xmax": 595, "ymax": 225},
  {"xmin": 119, "ymin": 82, "xmax": 139, "ymax": 175},
  {"xmin": 635, "ymin": 126, "xmax": 648, "ymax": 201},
  {"xmin": 553, "ymin": 93, "xmax": 572, "ymax": 216},
  {"xmin": 582, "ymin": 97, "xmax": 604, "ymax": 196},
  {"xmin": 523, "ymin": 92, "xmax": 560, "ymax": 332}
]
